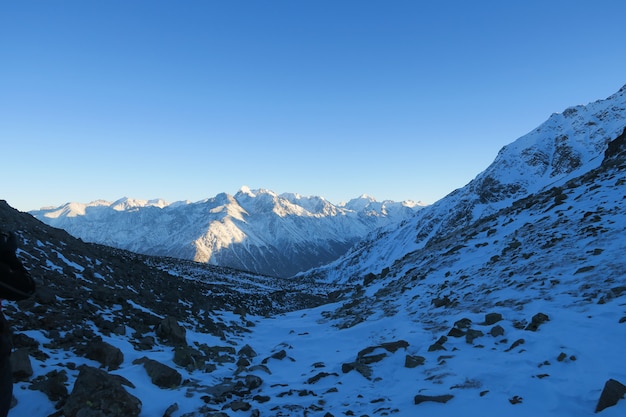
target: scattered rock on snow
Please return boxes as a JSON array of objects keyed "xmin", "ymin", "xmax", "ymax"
[
  {"xmin": 238, "ymin": 344, "xmax": 257, "ymax": 358},
  {"xmin": 490, "ymin": 325, "xmax": 505, "ymax": 337},
  {"xmin": 414, "ymin": 394, "xmax": 454, "ymax": 405},
  {"xmin": 428, "ymin": 336, "xmax": 448, "ymax": 352},
  {"xmin": 484, "ymin": 312, "xmax": 503, "ymax": 325},
  {"xmin": 84, "ymin": 338, "xmax": 124, "ymax": 370},
  {"xmin": 525, "ymin": 312, "xmax": 549, "ymax": 331},
  {"xmin": 405, "ymin": 355, "xmax": 426, "ymax": 368},
  {"xmin": 595, "ymin": 378, "xmax": 626, "ymax": 413},
  {"xmin": 155, "ymin": 316, "xmax": 187, "ymax": 346},
  {"xmin": 465, "ymin": 329, "xmax": 484, "ymax": 344},
  {"xmin": 307, "ymin": 371, "xmax": 339, "ymax": 384},
  {"xmin": 133, "ymin": 357, "xmax": 182, "ymax": 389}
]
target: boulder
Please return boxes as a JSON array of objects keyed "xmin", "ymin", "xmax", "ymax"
[
  {"xmin": 454, "ymin": 318, "xmax": 472, "ymax": 329},
  {"xmin": 307, "ymin": 372, "xmax": 338, "ymax": 384},
  {"xmin": 414, "ymin": 394, "xmax": 454, "ymax": 405},
  {"xmin": 85, "ymin": 339, "xmax": 124, "ymax": 370},
  {"xmin": 133, "ymin": 357, "xmax": 182, "ymax": 389},
  {"xmin": 341, "ymin": 361, "xmax": 372, "ymax": 379},
  {"xmin": 465, "ymin": 329, "xmax": 484, "ymax": 344},
  {"xmin": 63, "ymin": 366, "xmax": 141, "ymax": 417},
  {"xmin": 484, "ymin": 312, "xmax": 503, "ymax": 325},
  {"xmin": 490, "ymin": 325, "xmax": 505, "ymax": 337},
  {"xmin": 428, "ymin": 336, "xmax": 448, "ymax": 352},
  {"xmin": 525, "ymin": 312, "xmax": 549, "ymax": 331},
  {"xmin": 447, "ymin": 327, "xmax": 465, "ymax": 338},
  {"xmin": 155, "ymin": 316, "xmax": 187, "ymax": 346},
  {"xmin": 238, "ymin": 344, "xmax": 257, "ymax": 358},
  {"xmin": 405, "ymin": 355, "xmax": 426, "ymax": 368},
  {"xmin": 244, "ymin": 374, "xmax": 263, "ymax": 390},
  {"xmin": 10, "ymin": 348, "xmax": 33, "ymax": 381},
  {"xmin": 29, "ymin": 369, "xmax": 68, "ymax": 402},
  {"xmin": 596, "ymin": 379, "xmax": 626, "ymax": 413}
]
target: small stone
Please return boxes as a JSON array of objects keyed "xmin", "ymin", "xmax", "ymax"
[{"xmin": 557, "ymin": 352, "xmax": 568, "ymax": 362}]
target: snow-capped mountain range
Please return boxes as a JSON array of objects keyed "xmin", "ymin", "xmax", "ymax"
[
  {"xmin": 3, "ymin": 84, "xmax": 626, "ymax": 417},
  {"xmin": 31, "ymin": 188, "xmax": 425, "ymax": 277}
]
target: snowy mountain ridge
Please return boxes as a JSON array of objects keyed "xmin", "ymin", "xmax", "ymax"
[
  {"xmin": 31, "ymin": 188, "xmax": 425, "ymax": 277},
  {"xmin": 304, "ymin": 84, "xmax": 626, "ymax": 284}
]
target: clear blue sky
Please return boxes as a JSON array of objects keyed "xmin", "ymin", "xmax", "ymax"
[{"xmin": 2, "ymin": 1, "xmax": 625, "ymax": 212}]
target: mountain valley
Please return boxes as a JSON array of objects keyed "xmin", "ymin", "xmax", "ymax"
[{"xmin": 2, "ymin": 85, "xmax": 626, "ymax": 416}]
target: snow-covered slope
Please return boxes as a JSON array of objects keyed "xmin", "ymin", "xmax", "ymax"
[
  {"xmin": 305, "ymin": 85, "xmax": 626, "ymax": 284},
  {"xmin": 31, "ymin": 189, "xmax": 425, "ymax": 277}
]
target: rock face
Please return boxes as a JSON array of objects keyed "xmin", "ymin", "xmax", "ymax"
[{"xmin": 62, "ymin": 366, "xmax": 141, "ymax": 417}]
